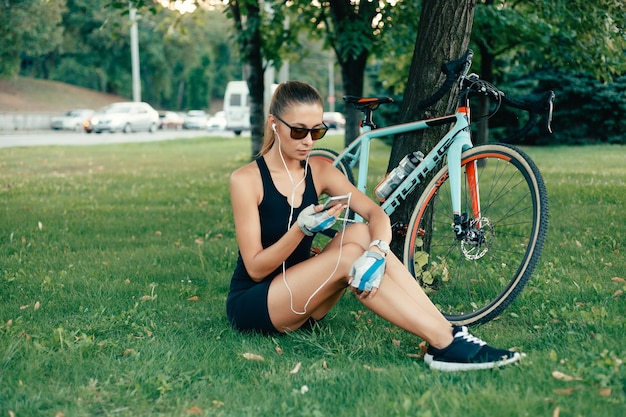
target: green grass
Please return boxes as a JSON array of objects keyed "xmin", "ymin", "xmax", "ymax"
[{"xmin": 1, "ymin": 137, "xmax": 625, "ymax": 417}]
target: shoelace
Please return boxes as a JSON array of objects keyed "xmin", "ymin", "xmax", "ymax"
[{"xmin": 454, "ymin": 326, "xmax": 487, "ymax": 346}]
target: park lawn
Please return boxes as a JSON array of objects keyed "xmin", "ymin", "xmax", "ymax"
[{"xmin": 0, "ymin": 135, "xmax": 624, "ymax": 417}]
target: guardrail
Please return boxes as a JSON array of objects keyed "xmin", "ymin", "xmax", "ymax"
[{"xmin": 0, "ymin": 113, "xmax": 56, "ymax": 131}]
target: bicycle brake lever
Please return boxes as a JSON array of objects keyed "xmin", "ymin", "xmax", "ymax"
[{"xmin": 543, "ymin": 91, "xmax": 555, "ymax": 134}]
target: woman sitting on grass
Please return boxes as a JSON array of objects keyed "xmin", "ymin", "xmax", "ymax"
[{"xmin": 226, "ymin": 80, "xmax": 521, "ymax": 372}]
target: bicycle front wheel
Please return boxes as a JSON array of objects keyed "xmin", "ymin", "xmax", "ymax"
[{"xmin": 403, "ymin": 143, "xmax": 548, "ymax": 326}]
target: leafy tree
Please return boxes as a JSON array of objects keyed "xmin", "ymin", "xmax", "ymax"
[
  {"xmin": 52, "ymin": 0, "xmax": 137, "ymax": 95},
  {"xmin": 374, "ymin": 1, "xmax": 422, "ymax": 96},
  {"xmin": 227, "ymin": 0, "xmax": 293, "ymax": 158},
  {"xmin": 227, "ymin": 0, "xmax": 264, "ymax": 157},
  {"xmin": 376, "ymin": 0, "xmax": 625, "ymax": 149},
  {"xmin": 534, "ymin": 0, "xmax": 625, "ymax": 81},
  {"xmin": 0, "ymin": 0, "xmax": 66, "ymax": 78},
  {"xmin": 379, "ymin": 0, "xmax": 625, "ymax": 91},
  {"xmin": 289, "ymin": 0, "xmax": 394, "ymax": 146},
  {"xmin": 470, "ymin": 0, "xmax": 626, "ymax": 145},
  {"xmin": 148, "ymin": 7, "xmax": 237, "ymax": 111},
  {"xmin": 48, "ymin": 0, "xmax": 235, "ymax": 111}
]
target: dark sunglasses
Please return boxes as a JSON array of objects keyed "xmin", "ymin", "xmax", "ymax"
[{"xmin": 274, "ymin": 114, "xmax": 328, "ymax": 140}]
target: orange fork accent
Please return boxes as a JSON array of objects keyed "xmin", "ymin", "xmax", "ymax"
[{"xmin": 466, "ymin": 160, "xmax": 481, "ymax": 228}]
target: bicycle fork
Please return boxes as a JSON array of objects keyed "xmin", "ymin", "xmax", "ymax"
[{"xmin": 446, "ymin": 129, "xmax": 481, "ymax": 240}]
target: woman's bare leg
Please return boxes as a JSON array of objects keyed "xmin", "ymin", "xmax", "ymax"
[
  {"xmin": 266, "ymin": 239, "xmax": 363, "ymax": 332},
  {"xmin": 382, "ymin": 252, "xmax": 448, "ymax": 320},
  {"xmin": 267, "ymin": 223, "xmax": 453, "ymax": 348},
  {"xmin": 324, "ymin": 223, "xmax": 453, "ymax": 347},
  {"xmin": 357, "ymin": 272, "xmax": 453, "ymax": 348}
]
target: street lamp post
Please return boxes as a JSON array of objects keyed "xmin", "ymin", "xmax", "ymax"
[{"xmin": 130, "ymin": 4, "xmax": 141, "ymax": 102}]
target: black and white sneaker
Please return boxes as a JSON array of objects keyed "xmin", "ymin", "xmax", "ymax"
[{"xmin": 424, "ymin": 326, "xmax": 521, "ymax": 372}]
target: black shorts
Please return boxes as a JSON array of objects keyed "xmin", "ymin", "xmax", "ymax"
[
  {"xmin": 226, "ymin": 279, "xmax": 279, "ymax": 335},
  {"xmin": 226, "ymin": 280, "xmax": 324, "ymax": 336}
]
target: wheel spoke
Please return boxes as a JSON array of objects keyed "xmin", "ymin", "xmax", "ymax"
[{"xmin": 405, "ymin": 144, "xmax": 548, "ymax": 325}]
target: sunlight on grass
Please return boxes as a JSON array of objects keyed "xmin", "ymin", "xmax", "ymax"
[{"xmin": 1, "ymin": 139, "xmax": 624, "ymax": 416}]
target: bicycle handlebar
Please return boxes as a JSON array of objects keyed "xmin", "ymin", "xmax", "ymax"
[
  {"xmin": 417, "ymin": 49, "xmax": 474, "ymax": 109},
  {"xmin": 500, "ymin": 90, "xmax": 555, "ymax": 141},
  {"xmin": 417, "ymin": 49, "xmax": 555, "ymax": 139}
]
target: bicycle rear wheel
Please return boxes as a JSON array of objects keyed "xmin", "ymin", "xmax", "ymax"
[
  {"xmin": 309, "ymin": 148, "xmax": 355, "ymax": 185},
  {"xmin": 403, "ymin": 143, "xmax": 548, "ymax": 326}
]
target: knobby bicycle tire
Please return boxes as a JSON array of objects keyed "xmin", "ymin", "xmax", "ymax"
[{"xmin": 403, "ymin": 143, "xmax": 548, "ymax": 326}]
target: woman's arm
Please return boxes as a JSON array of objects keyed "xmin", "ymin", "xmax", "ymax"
[{"xmin": 310, "ymin": 158, "xmax": 392, "ymax": 248}]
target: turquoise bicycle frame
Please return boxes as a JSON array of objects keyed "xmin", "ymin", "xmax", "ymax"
[{"xmin": 332, "ymin": 110, "xmax": 475, "ymax": 221}]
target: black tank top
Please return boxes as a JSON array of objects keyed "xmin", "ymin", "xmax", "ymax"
[{"xmin": 228, "ymin": 156, "xmax": 318, "ymax": 293}]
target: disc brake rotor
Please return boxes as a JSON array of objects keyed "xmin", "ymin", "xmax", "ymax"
[{"xmin": 461, "ymin": 217, "xmax": 493, "ymax": 260}]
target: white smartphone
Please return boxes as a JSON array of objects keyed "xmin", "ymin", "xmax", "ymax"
[{"xmin": 321, "ymin": 194, "xmax": 351, "ymax": 210}]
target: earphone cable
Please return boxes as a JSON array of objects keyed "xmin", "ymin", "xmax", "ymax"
[{"xmin": 276, "ymin": 130, "xmax": 349, "ymax": 315}]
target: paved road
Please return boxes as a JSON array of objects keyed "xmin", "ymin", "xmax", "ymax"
[{"xmin": 0, "ymin": 128, "xmax": 239, "ymax": 148}]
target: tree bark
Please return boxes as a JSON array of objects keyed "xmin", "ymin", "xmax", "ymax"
[
  {"xmin": 338, "ymin": 53, "xmax": 367, "ymax": 147},
  {"xmin": 245, "ymin": 6, "xmax": 265, "ymax": 158},
  {"xmin": 388, "ymin": 0, "xmax": 476, "ymax": 256},
  {"xmin": 229, "ymin": 0, "xmax": 265, "ymax": 159},
  {"xmin": 326, "ymin": 0, "xmax": 378, "ymax": 147}
]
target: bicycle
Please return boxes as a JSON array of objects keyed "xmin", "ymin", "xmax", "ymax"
[{"xmin": 311, "ymin": 49, "xmax": 555, "ymax": 326}]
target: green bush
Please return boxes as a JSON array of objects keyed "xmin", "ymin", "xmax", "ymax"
[{"xmin": 494, "ymin": 70, "xmax": 626, "ymax": 145}]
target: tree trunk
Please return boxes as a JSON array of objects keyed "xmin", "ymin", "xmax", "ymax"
[
  {"xmin": 388, "ymin": 0, "xmax": 476, "ymax": 256},
  {"xmin": 339, "ymin": 53, "xmax": 367, "ymax": 147},
  {"xmin": 244, "ymin": 5, "xmax": 265, "ymax": 159},
  {"xmin": 326, "ymin": 0, "xmax": 378, "ymax": 147},
  {"xmin": 229, "ymin": 0, "xmax": 265, "ymax": 159}
]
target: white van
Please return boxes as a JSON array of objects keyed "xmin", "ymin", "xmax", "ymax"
[
  {"xmin": 224, "ymin": 81, "xmax": 278, "ymax": 135},
  {"xmin": 224, "ymin": 81, "xmax": 249, "ymax": 135}
]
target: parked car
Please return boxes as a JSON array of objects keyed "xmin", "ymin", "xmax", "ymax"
[
  {"xmin": 159, "ymin": 111, "xmax": 184, "ymax": 130},
  {"xmin": 207, "ymin": 111, "xmax": 227, "ymax": 131},
  {"xmin": 50, "ymin": 109, "xmax": 94, "ymax": 131},
  {"xmin": 323, "ymin": 112, "xmax": 346, "ymax": 129},
  {"xmin": 183, "ymin": 110, "xmax": 209, "ymax": 129},
  {"xmin": 85, "ymin": 102, "xmax": 159, "ymax": 134}
]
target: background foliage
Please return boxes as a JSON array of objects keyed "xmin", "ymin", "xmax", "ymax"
[
  {"xmin": 0, "ymin": 0, "xmax": 625, "ymax": 144},
  {"xmin": 494, "ymin": 71, "xmax": 626, "ymax": 145}
]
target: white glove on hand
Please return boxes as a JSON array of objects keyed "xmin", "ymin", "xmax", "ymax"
[
  {"xmin": 350, "ymin": 251, "xmax": 386, "ymax": 292},
  {"xmin": 297, "ymin": 204, "xmax": 336, "ymax": 236}
]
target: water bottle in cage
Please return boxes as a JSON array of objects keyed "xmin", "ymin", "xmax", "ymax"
[{"xmin": 374, "ymin": 151, "xmax": 424, "ymax": 201}]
